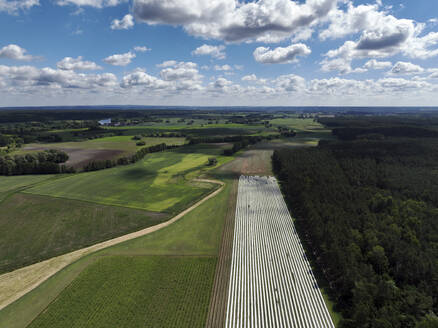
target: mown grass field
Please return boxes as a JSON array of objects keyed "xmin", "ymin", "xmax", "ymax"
[
  {"xmin": 28, "ymin": 256, "xmax": 216, "ymax": 328},
  {"xmin": 0, "ymin": 193, "xmax": 167, "ymax": 274},
  {"xmin": 25, "ymin": 150, "xmax": 226, "ymax": 213}
]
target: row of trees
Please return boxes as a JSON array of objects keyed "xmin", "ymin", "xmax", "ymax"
[
  {"xmin": 83, "ymin": 143, "xmax": 175, "ymax": 172},
  {"xmin": 273, "ymin": 135, "xmax": 438, "ymax": 327},
  {"xmin": 0, "ymin": 149, "xmax": 73, "ymax": 175},
  {"xmin": 222, "ymin": 136, "xmax": 265, "ymax": 156}
]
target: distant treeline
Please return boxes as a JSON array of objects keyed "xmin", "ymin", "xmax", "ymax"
[
  {"xmin": 83, "ymin": 143, "xmax": 178, "ymax": 172},
  {"xmin": 0, "ymin": 110, "xmax": 150, "ymax": 123},
  {"xmin": 0, "ymin": 149, "xmax": 73, "ymax": 175},
  {"xmin": 319, "ymin": 115, "xmax": 438, "ymax": 141},
  {"xmin": 332, "ymin": 126, "xmax": 438, "ymax": 140},
  {"xmin": 273, "ymin": 121, "xmax": 438, "ymax": 326},
  {"xmin": 188, "ymin": 134, "xmax": 280, "ymax": 156}
]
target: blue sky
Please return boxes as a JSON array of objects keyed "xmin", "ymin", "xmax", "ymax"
[{"xmin": 0, "ymin": 0, "xmax": 437, "ymax": 106}]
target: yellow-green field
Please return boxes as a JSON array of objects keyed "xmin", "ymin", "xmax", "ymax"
[{"xmin": 24, "ymin": 149, "xmax": 230, "ymax": 213}]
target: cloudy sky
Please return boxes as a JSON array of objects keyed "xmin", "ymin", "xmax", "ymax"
[{"xmin": 0, "ymin": 0, "xmax": 438, "ymax": 106}]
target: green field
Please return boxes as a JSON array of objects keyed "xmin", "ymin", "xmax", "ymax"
[
  {"xmin": 0, "ymin": 170, "xmax": 234, "ymax": 328},
  {"xmin": 25, "ymin": 150, "xmax": 224, "ymax": 213},
  {"xmin": 270, "ymin": 117, "xmax": 327, "ymax": 131},
  {"xmin": 28, "ymin": 256, "xmax": 215, "ymax": 328},
  {"xmin": 17, "ymin": 136, "xmax": 186, "ymax": 154},
  {"xmin": 0, "ymin": 193, "xmax": 168, "ymax": 274},
  {"xmin": 0, "ymin": 175, "xmax": 54, "ymax": 193}
]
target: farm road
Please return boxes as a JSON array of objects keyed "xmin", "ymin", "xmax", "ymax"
[{"xmin": 0, "ymin": 179, "xmax": 224, "ymax": 311}]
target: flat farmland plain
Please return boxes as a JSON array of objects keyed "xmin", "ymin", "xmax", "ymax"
[
  {"xmin": 0, "ymin": 193, "xmax": 167, "ymax": 274},
  {"xmin": 24, "ymin": 151, "xmax": 218, "ymax": 214},
  {"xmin": 226, "ymin": 176, "xmax": 334, "ymax": 327},
  {"xmin": 28, "ymin": 256, "xmax": 216, "ymax": 328},
  {"xmin": 17, "ymin": 136, "xmax": 186, "ymax": 168}
]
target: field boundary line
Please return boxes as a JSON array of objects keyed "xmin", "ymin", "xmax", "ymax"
[
  {"xmin": 205, "ymin": 179, "xmax": 237, "ymax": 328},
  {"xmin": 0, "ymin": 178, "xmax": 224, "ymax": 312},
  {"xmin": 21, "ymin": 179, "xmax": 218, "ymax": 214}
]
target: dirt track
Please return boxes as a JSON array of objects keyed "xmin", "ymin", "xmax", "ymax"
[
  {"xmin": 0, "ymin": 179, "xmax": 224, "ymax": 311},
  {"xmin": 205, "ymin": 179, "xmax": 237, "ymax": 328}
]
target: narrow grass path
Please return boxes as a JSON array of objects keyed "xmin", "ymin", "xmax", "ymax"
[{"xmin": 0, "ymin": 179, "xmax": 224, "ymax": 312}]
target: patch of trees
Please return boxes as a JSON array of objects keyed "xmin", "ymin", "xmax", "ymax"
[
  {"xmin": 226, "ymin": 113, "xmax": 274, "ymax": 125},
  {"xmin": 272, "ymin": 135, "xmax": 438, "ymax": 327},
  {"xmin": 83, "ymin": 143, "xmax": 178, "ymax": 172},
  {"xmin": 332, "ymin": 126, "xmax": 438, "ymax": 141},
  {"xmin": 0, "ymin": 149, "xmax": 73, "ymax": 175},
  {"xmin": 0, "ymin": 134, "xmax": 14, "ymax": 147},
  {"xmin": 0, "ymin": 109, "xmax": 150, "ymax": 123},
  {"xmin": 189, "ymin": 134, "xmax": 279, "ymax": 145},
  {"xmin": 277, "ymin": 126, "xmax": 297, "ymax": 137},
  {"xmin": 223, "ymin": 136, "xmax": 264, "ymax": 156},
  {"xmin": 207, "ymin": 157, "xmax": 218, "ymax": 166}
]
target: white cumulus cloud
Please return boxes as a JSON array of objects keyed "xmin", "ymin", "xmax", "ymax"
[
  {"xmin": 133, "ymin": 46, "xmax": 150, "ymax": 52},
  {"xmin": 0, "ymin": 0, "xmax": 39, "ymax": 14},
  {"xmin": 253, "ymin": 43, "xmax": 311, "ymax": 64},
  {"xmin": 214, "ymin": 64, "xmax": 232, "ymax": 71},
  {"xmin": 133, "ymin": 0, "xmax": 339, "ymax": 43},
  {"xmin": 0, "ymin": 44, "xmax": 35, "ymax": 61},
  {"xmin": 103, "ymin": 52, "xmax": 136, "ymax": 66},
  {"xmin": 192, "ymin": 44, "xmax": 226, "ymax": 59},
  {"xmin": 364, "ymin": 59, "xmax": 392, "ymax": 70},
  {"xmin": 159, "ymin": 61, "xmax": 202, "ymax": 81},
  {"xmin": 111, "ymin": 14, "xmax": 134, "ymax": 30},
  {"xmin": 389, "ymin": 61, "xmax": 424, "ymax": 75},
  {"xmin": 57, "ymin": 56, "xmax": 102, "ymax": 71},
  {"xmin": 56, "ymin": 0, "xmax": 126, "ymax": 8}
]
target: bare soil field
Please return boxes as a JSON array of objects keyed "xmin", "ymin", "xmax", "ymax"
[{"xmin": 22, "ymin": 146, "xmax": 125, "ymax": 169}]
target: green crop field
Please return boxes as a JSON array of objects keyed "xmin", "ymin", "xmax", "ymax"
[
  {"xmin": 25, "ymin": 150, "xmax": 224, "ymax": 213},
  {"xmin": 0, "ymin": 193, "xmax": 168, "ymax": 274},
  {"xmin": 0, "ymin": 175, "xmax": 54, "ymax": 193},
  {"xmin": 28, "ymin": 256, "xmax": 216, "ymax": 328},
  {"xmin": 18, "ymin": 136, "xmax": 186, "ymax": 154},
  {"xmin": 0, "ymin": 174, "xmax": 234, "ymax": 328},
  {"xmin": 270, "ymin": 117, "xmax": 327, "ymax": 131}
]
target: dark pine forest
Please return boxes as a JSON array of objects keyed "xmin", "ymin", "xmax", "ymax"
[{"xmin": 273, "ymin": 115, "xmax": 438, "ymax": 327}]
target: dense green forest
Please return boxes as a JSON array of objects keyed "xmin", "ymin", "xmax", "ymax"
[
  {"xmin": 0, "ymin": 149, "xmax": 72, "ymax": 175},
  {"xmin": 273, "ymin": 116, "xmax": 438, "ymax": 327}
]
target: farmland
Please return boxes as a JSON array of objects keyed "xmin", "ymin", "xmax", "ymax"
[
  {"xmin": 0, "ymin": 109, "xmax": 337, "ymax": 328},
  {"xmin": 0, "ymin": 193, "xmax": 167, "ymax": 274},
  {"xmin": 0, "ymin": 142, "xmax": 231, "ymax": 277},
  {"xmin": 226, "ymin": 176, "xmax": 334, "ymax": 327},
  {"xmin": 25, "ymin": 150, "xmax": 223, "ymax": 213},
  {"xmin": 0, "ymin": 175, "xmax": 54, "ymax": 193},
  {"xmin": 15, "ymin": 136, "xmax": 186, "ymax": 169},
  {"xmin": 28, "ymin": 256, "xmax": 216, "ymax": 328},
  {"xmin": 0, "ymin": 173, "xmax": 235, "ymax": 328}
]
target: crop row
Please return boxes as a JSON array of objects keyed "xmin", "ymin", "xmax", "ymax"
[{"xmin": 225, "ymin": 176, "xmax": 334, "ymax": 327}]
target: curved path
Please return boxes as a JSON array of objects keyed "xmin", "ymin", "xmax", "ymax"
[{"xmin": 0, "ymin": 179, "xmax": 224, "ymax": 311}]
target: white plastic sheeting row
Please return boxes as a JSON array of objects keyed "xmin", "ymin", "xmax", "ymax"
[{"xmin": 225, "ymin": 176, "xmax": 335, "ymax": 328}]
